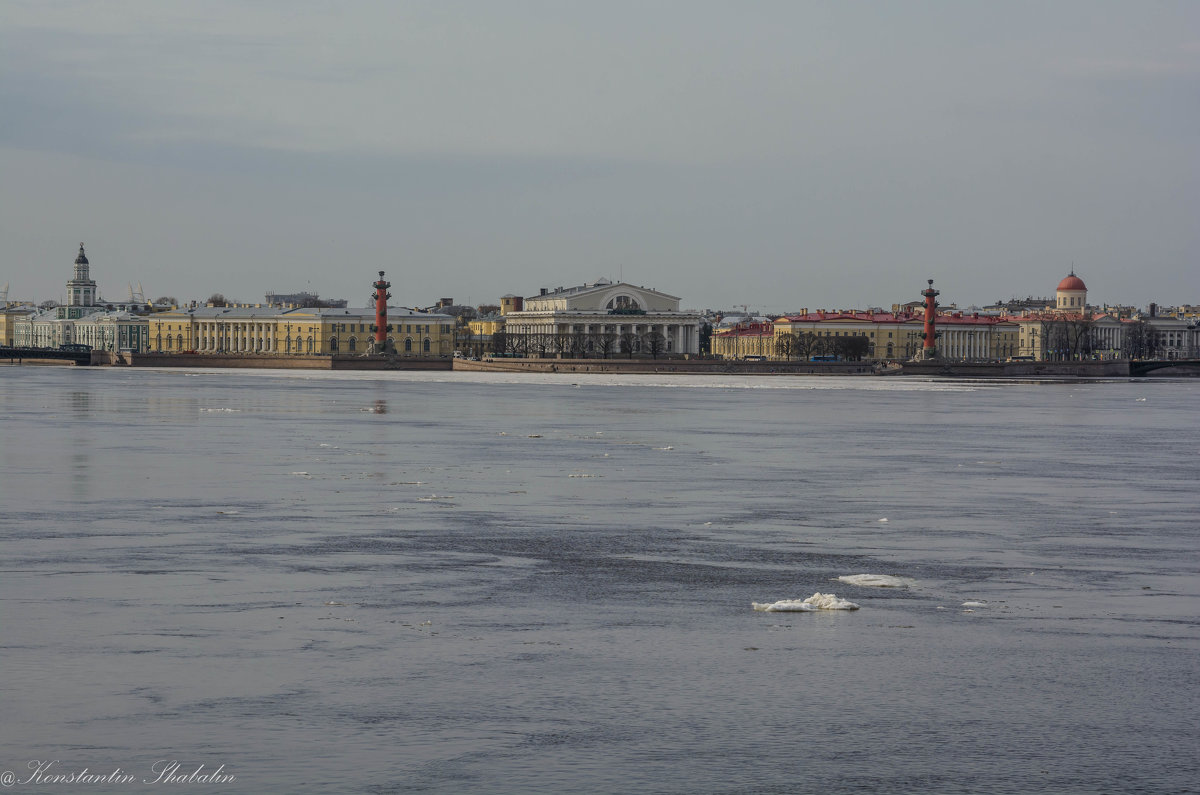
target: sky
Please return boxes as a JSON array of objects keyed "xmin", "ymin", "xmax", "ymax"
[{"xmin": 2, "ymin": 1, "xmax": 1197, "ymax": 313}]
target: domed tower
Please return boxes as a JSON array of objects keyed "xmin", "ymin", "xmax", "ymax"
[
  {"xmin": 1055, "ymin": 270, "xmax": 1087, "ymax": 312},
  {"xmin": 67, "ymin": 243, "xmax": 98, "ymax": 307}
]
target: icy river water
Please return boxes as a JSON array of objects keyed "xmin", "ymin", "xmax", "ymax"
[{"xmin": 1, "ymin": 367, "xmax": 1197, "ymax": 794}]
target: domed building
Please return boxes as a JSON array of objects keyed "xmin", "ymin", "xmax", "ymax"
[{"xmin": 1055, "ymin": 271, "xmax": 1087, "ymax": 312}]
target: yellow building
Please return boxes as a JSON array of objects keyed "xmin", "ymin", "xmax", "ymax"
[
  {"xmin": 772, "ymin": 309, "xmax": 1018, "ymax": 361},
  {"xmin": 1, "ymin": 306, "xmax": 36, "ymax": 346},
  {"xmin": 147, "ymin": 305, "xmax": 455, "ymax": 356},
  {"xmin": 710, "ymin": 322, "xmax": 776, "ymax": 359}
]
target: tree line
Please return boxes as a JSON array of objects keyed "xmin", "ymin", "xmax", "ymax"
[
  {"xmin": 471, "ymin": 329, "xmax": 672, "ymax": 359},
  {"xmin": 773, "ymin": 332, "xmax": 871, "ymax": 361}
]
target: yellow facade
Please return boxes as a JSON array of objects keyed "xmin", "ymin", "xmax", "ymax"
[
  {"xmin": 772, "ymin": 311, "xmax": 1019, "ymax": 361},
  {"xmin": 1, "ymin": 307, "xmax": 35, "ymax": 346},
  {"xmin": 147, "ymin": 306, "xmax": 455, "ymax": 356},
  {"xmin": 711, "ymin": 323, "xmax": 775, "ymax": 359},
  {"xmin": 468, "ymin": 317, "xmax": 505, "ymax": 337},
  {"xmin": 773, "ymin": 313, "xmax": 919, "ymax": 361}
]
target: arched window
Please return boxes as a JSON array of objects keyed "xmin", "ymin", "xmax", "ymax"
[
  {"xmin": 404, "ymin": 338, "xmax": 412, "ymax": 352},
  {"xmin": 177, "ymin": 335, "xmax": 183, "ymax": 350},
  {"xmin": 348, "ymin": 337, "xmax": 357, "ymax": 352},
  {"xmin": 329, "ymin": 337, "xmax": 339, "ymax": 352},
  {"xmin": 307, "ymin": 336, "xmax": 314, "ymax": 353},
  {"xmin": 423, "ymin": 338, "xmax": 430, "ymax": 353},
  {"xmin": 606, "ymin": 295, "xmax": 641, "ymax": 311},
  {"xmin": 165, "ymin": 335, "xmax": 172, "ymax": 349}
]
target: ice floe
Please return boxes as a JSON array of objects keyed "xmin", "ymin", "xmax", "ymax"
[
  {"xmin": 836, "ymin": 574, "xmax": 915, "ymax": 588},
  {"xmin": 752, "ymin": 593, "xmax": 860, "ymax": 612},
  {"xmin": 961, "ymin": 600, "xmax": 987, "ymax": 607}
]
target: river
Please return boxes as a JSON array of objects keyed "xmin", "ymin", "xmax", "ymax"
[{"xmin": 1, "ymin": 367, "xmax": 1197, "ymax": 793}]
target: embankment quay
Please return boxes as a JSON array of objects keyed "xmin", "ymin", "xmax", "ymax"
[{"xmin": 3, "ymin": 348, "xmax": 1199, "ymax": 376}]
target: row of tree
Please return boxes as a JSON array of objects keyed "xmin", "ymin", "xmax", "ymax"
[
  {"xmin": 773, "ymin": 332, "xmax": 871, "ymax": 361},
  {"xmin": 1035, "ymin": 317, "xmax": 1166, "ymax": 360},
  {"xmin": 470, "ymin": 329, "xmax": 673, "ymax": 359}
]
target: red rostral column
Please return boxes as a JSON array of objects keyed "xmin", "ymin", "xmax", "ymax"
[
  {"xmin": 372, "ymin": 271, "xmax": 391, "ymax": 347},
  {"xmin": 921, "ymin": 279, "xmax": 939, "ymax": 358}
]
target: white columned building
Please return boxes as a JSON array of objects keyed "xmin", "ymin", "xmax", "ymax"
[{"xmin": 501, "ymin": 279, "xmax": 703, "ymax": 356}]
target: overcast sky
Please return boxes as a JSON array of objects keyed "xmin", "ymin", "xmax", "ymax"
[{"xmin": 2, "ymin": 1, "xmax": 1197, "ymax": 312}]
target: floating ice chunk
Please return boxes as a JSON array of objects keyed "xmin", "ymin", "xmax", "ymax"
[
  {"xmin": 527, "ymin": 434, "xmax": 543, "ymax": 438},
  {"xmin": 1135, "ymin": 398, "xmax": 1147, "ymax": 402},
  {"xmin": 878, "ymin": 518, "xmax": 888, "ymax": 523},
  {"xmin": 837, "ymin": 574, "xmax": 914, "ymax": 588},
  {"xmin": 655, "ymin": 446, "xmax": 674, "ymax": 451},
  {"xmin": 417, "ymin": 495, "xmax": 454, "ymax": 501},
  {"xmin": 200, "ymin": 407, "xmax": 240, "ymax": 413},
  {"xmin": 753, "ymin": 600, "xmax": 816, "ymax": 612},
  {"xmin": 961, "ymin": 601, "xmax": 987, "ymax": 607},
  {"xmin": 753, "ymin": 592, "xmax": 860, "ymax": 612},
  {"xmin": 802, "ymin": 593, "xmax": 860, "ymax": 610}
]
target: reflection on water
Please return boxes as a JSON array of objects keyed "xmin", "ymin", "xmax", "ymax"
[{"xmin": 0, "ymin": 367, "xmax": 1197, "ymax": 794}]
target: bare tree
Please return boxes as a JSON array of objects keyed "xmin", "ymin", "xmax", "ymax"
[
  {"xmin": 207, "ymin": 293, "xmax": 228, "ymax": 307},
  {"xmin": 834, "ymin": 336, "xmax": 870, "ymax": 361},
  {"xmin": 643, "ymin": 331, "xmax": 667, "ymax": 359},
  {"xmin": 592, "ymin": 330, "xmax": 617, "ymax": 359},
  {"xmin": 569, "ymin": 330, "xmax": 589, "ymax": 358},
  {"xmin": 619, "ymin": 331, "xmax": 640, "ymax": 358},
  {"xmin": 1123, "ymin": 320, "xmax": 1157, "ymax": 359},
  {"xmin": 793, "ymin": 332, "xmax": 818, "ymax": 361},
  {"xmin": 1039, "ymin": 317, "xmax": 1095, "ymax": 360},
  {"xmin": 552, "ymin": 332, "xmax": 573, "ymax": 357},
  {"xmin": 775, "ymin": 333, "xmax": 799, "ymax": 360}
]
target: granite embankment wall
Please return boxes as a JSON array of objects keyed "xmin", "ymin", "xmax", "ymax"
[
  {"xmin": 122, "ymin": 353, "xmax": 452, "ymax": 370},
  {"xmin": 900, "ymin": 360, "xmax": 1131, "ymax": 377},
  {"xmin": 451, "ymin": 358, "xmax": 877, "ymax": 375}
]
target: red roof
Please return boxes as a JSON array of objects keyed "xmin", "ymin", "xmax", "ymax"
[
  {"xmin": 1057, "ymin": 273, "xmax": 1087, "ymax": 292},
  {"xmin": 776, "ymin": 310, "xmax": 1008, "ymax": 326}
]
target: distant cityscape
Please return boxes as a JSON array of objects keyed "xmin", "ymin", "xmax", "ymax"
[{"xmin": 2, "ymin": 243, "xmax": 1197, "ymax": 361}]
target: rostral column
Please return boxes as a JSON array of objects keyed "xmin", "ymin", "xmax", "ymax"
[
  {"xmin": 372, "ymin": 271, "xmax": 392, "ymax": 352},
  {"xmin": 919, "ymin": 279, "xmax": 940, "ymax": 359}
]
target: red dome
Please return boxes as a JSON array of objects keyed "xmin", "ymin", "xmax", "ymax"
[{"xmin": 1057, "ymin": 273, "xmax": 1086, "ymax": 291}]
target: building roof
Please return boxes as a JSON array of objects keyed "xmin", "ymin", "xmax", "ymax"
[
  {"xmin": 777, "ymin": 309, "xmax": 1015, "ymax": 326},
  {"xmin": 713, "ymin": 322, "xmax": 774, "ymax": 337},
  {"xmin": 1057, "ymin": 273, "xmax": 1087, "ymax": 292}
]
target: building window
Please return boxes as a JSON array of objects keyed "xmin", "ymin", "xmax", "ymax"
[
  {"xmin": 404, "ymin": 338, "xmax": 412, "ymax": 352},
  {"xmin": 423, "ymin": 338, "xmax": 430, "ymax": 353}
]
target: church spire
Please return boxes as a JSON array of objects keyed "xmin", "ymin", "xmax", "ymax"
[{"xmin": 67, "ymin": 242, "xmax": 98, "ymax": 307}]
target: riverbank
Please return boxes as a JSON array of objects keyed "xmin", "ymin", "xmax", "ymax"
[
  {"xmin": 451, "ymin": 357, "xmax": 877, "ymax": 375},
  {"xmin": 5, "ymin": 349, "xmax": 1197, "ymax": 377}
]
